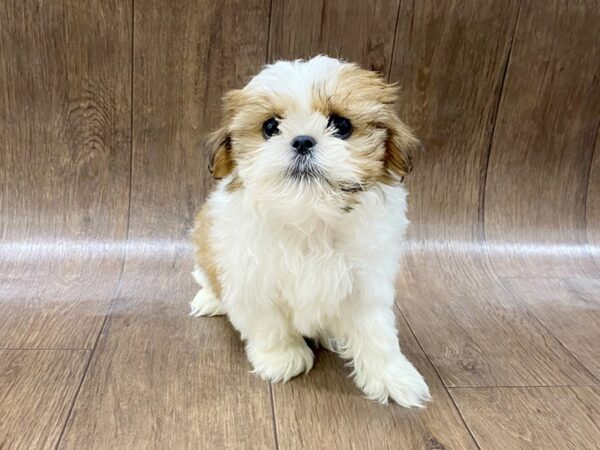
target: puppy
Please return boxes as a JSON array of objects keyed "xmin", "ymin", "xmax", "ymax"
[{"xmin": 190, "ymin": 56, "xmax": 430, "ymax": 407}]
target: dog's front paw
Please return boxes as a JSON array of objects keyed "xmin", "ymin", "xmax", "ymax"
[
  {"xmin": 247, "ymin": 339, "xmax": 314, "ymax": 383},
  {"xmin": 189, "ymin": 288, "xmax": 225, "ymax": 317},
  {"xmin": 384, "ymin": 362, "xmax": 431, "ymax": 408},
  {"xmin": 356, "ymin": 358, "xmax": 431, "ymax": 408}
]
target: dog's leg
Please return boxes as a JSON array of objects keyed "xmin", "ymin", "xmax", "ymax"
[
  {"xmin": 229, "ymin": 303, "xmax": 314, "ymax": 383},
  {"xmin": 337, "ymin": 281, "xmax": 430, "ymax": 408},
  {"xmin": 190, "ymin": 267, "xmax": 225, "ymax": 317}
]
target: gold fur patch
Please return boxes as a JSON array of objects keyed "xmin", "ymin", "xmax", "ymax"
[
  {"xmin": 226, "ymin": 175, "xmax": 243, "ymax": 192},
  {"xmin": 192, "ymin": 205, "xmax": 222, "ymax": 298}
]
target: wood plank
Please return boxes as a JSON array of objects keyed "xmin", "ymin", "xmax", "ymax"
[
  {"xmin": 0, "ymin": 0, "xmax": 131, "ymax": 248},
  {"xmin": 389, "ymin": 0, "xmax": 520, "ymax": 242},
  {"xmin": 396, "ymin": 258, "xmax": 596, "ymax": 387},
  {"xmin": 269, "ymin": 0, "xmax": 400, "ymax": 74},
  {"xmin": 0, "ymin": 1, "xmax": 131, "ymax": 348},
  {"xmin": 385, "ymin": 0, "xmax": 588, "ymax": 388},
  {"xmin": 58, "ymin": 252, "xmax": 275, "ymax": 449},
  {"xmin": 129, "ymin": 0, "xmax": 270, "ymax": 239},
  {"xmin": 587, "ymin": 131, "xmax": 600, "ymax": 266},
  {"xmin": 484, "ymin": 0, "xmax": 600, "ymax": 277},
  {"xmin": 59, "ymin": 1, "xmax": 275, "ymax": 447},
  {"xmin": 273, "ymin": 313, "xmax": 477, "ymax": 450},
  {"xmin": 0, "ymin": 266, "xmax": 122, "ymax": 349},
  {"xmin": 501, "ymin": 277, "xmax": 600, "ymax": 381},
  {"xmin": 451, "ymin": 386, "xmax": 600, "ymax": 449},
  {"xmin": 0, "ymin": 350, "xmax": 89, "ymax": 450}
]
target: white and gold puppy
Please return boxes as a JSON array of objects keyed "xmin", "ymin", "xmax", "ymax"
[{"xmin": 190, "ymin": 56, "xmax": 430, "ymax": 407}]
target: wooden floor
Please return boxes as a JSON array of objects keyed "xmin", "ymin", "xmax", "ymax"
[
  {"xmin": 2, "ymin": 252, "xmax": 600, "ymax": 450},
  {"xmin": 2, "ymin": 1, "xmax": 600, "ymax": 449}
]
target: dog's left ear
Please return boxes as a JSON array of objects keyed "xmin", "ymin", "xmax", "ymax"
[
  {"xmin": 208, "ymin": 89, "xmax": 243, "ymax": 179},
  {"xmin": 383, "ymin": 113, "xmax": 419, "ymax": 179}
]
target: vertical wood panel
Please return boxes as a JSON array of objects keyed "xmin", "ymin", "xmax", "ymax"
[
  {"xmin": 129, "ymin": 0, "xmax": 270, "ymax": 239},
  {"xmin": 1, "ymin": 0, "xmax": 598, "ymax": 448},
  {"xmin": 0, "ymin": 1, "xmax": 131, "ymax": 349},
  {"xmin": 587, "ymin": 132, "xmax": 600, "ymax": 265},
  {"xmin": 385, "ymin": 0, "xmax": 588, "ymax": 389},
  {"xmin": 269, "ymin": 0, "xmax": 399, "ymax": 74},
  {"xmin": 0, "ymin": 350, "xmax": 89, "ymax": 450},
  {"xmin": 484, "ymin": 0, "xmax": 600, "ymax": 277},
  {"xmin": 0, "ymin": 1, "xmax": 131, "ymax": 254},
  {"xmin": 59, "ymin": 1, "xmax": 275, "ymax": 447},
  {"xmin": 390, "ymin": 0, "xmax": 520, "ymax": 242}
]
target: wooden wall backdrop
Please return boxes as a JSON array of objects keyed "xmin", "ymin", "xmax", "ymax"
[{"xmin": 1, "ymin": 1, "xmax": 599, "ymax": 449}]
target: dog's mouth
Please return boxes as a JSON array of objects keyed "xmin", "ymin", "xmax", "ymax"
[
  {"xmin": 285, "ymin": 154, "xmax": 323, "ymax": 182},
  {"xmin": 283, "ymin": 155, "xmax": 365, "ymax": 196}
]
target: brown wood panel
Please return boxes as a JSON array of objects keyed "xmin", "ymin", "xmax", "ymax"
[
  {"xmin": 269, "ymin": 0, "xmax": 399, "ymax": 74},
  {"xmin": 451, "ymin": 386, "xmax": 600, "ymax": 449},
  {"xmin": 0, "ymin": 266, "xmax": 122, "ymax": 349},
  {"xmin": 396, "ymin": 261, "xmax": 596, "ymax": 388},
  {"xmin": 129, "ymin": 0, "xmax": 270, "ymax": 239},
  {"xmin": 273, "ymin": 313, "xmax": 477, "ymax": 450},
  {"xmin": 2, "ymin": 0, "xmax": 598, "ymax": 447},
  {"xmin": 484, "ymin": 0, "xmax": 600, "ymax": 277},
  {"xmin": 58, "ymin": 252, "xmax": 274, "ymax": 449},
  {"xmin": 390, "ymin": 0, "xmax": 520, "ymax": 242},
  {"xmin": 0, "ymin": 350, "xmax": 89, "ymax": 450},
  {"xmin": 588, "ymin": 131, "xmax": 600, "ymax": 265},
  {"xmin": 0, "ymin": 0, "xmax": 131, "ymax": 250},
  {"xmin": 384, "ymin": 1, "xmax": 587, "ymax": 389},
  {"xmin": 0, "ymin": 1, "xmax": 131, "ymax": 348},
  {"xmin": 501, "ymin": 277, "xmax": 600, "ymax": 380},
  {"xmin": 59, "ymin": 2, "xmax": 275, "ymax": 448}
]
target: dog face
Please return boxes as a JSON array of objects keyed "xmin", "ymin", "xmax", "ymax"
[{"xmin": 208, "ymin": 56, "xmax": 418, "ymax": 221}]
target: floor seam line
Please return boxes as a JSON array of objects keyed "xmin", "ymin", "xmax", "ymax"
[
  {"xmin": 269, "ymin": 383, "xmax": 280, "ymax": 450},
  {"xmin": 394, "ymin": 304, "xmax": 482, "ymax": 449}
]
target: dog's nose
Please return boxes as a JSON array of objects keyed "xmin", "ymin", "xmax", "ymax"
[{"xmin": 291, "ymin": 135, "xmax": 316, "ymax": 155}]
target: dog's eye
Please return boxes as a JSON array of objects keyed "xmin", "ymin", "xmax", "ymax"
[
  {"xmin": 262, "ymin": 117, "xmax": 280, "ymax": 139},
  {"xmin": 327, "ymin": 115, "xmax": 353, "ymax": 140}
]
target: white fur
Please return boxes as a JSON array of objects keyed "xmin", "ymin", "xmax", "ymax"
[
  {"xmin": 191, "ymin": 56, "xmax": 430, "ymax": 407},
  {"xmin": 190, "ymin": 268, "xmax": 225, "ymax": 317}
]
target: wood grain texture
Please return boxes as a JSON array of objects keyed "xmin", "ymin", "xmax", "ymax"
[
  {"xmin": 484, "ymin": 0, "xmax": 600, "ymax": 277},
  {"xmin": 390, "ymin": 0, "xmax": 520, "ymax": 242},
  {"xmin": 2, "ymin": 0, "xmax": 600, "ymax": 448},
  {"xmin": 396, "ymin": 262, "xmax": 596, "ymax": 388},
  {"xmin": 0, "ymin": 0, "xmax": 131, "ymax": 250},
  {"xmin": 58, "ymin": 2, "xmax": 275, "ymax": 448},
  {"xmin": 501, "ymin": 277, "xmax": 600, "ymax": 381},
  {"xmin": 0, "ymin": 1, "xmax": 131, "ymax": 349},
  {"xmin": 588, "ymin": 130, "xmax": 600, "ymax": 265},
  {"xmin": 0, "ymin": 350, "xmax": 89, "ymax": 450},
  {"xmin": 130, "ymin": 0, "xmax": 270, "ymax": 239},
  {"xmin": 451, "ymin": 386, "xmax": 600, "ymax": 449},
  {"xmin": 273, "ymin": 313, "xmax": 477, "ymax": 450},
  {"xmin": 269, "ymin": 0, "xmax": 400, "ymax": 74},
  {"xmin": 58, "ymin": 252, "xmax": 274, "ymax": 450},
  {"xmin": 385, "ymin": 0, "xmax": 591, "ymax": 388},
  {"xmin": 0, "ymin": 267, "xmax": 122, "ymax": 349}
]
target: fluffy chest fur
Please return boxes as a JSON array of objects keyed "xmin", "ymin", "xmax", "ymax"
[{"xmin": 205, "ymin": 180, "xmax": 408, "ymax": 337}]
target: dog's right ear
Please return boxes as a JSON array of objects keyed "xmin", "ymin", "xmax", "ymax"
[
  {"xmin": 208, "ymin": 90, "xmax": 243, "ymax": 179},
  {"xmin": 207, "ymin": 126, "xmax": 234, "ymax": 179}
]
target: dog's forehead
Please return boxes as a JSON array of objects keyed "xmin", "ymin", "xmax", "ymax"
[{"xmin": 245, "ymin": 56, "xmax": 346, "ymax": 99}]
